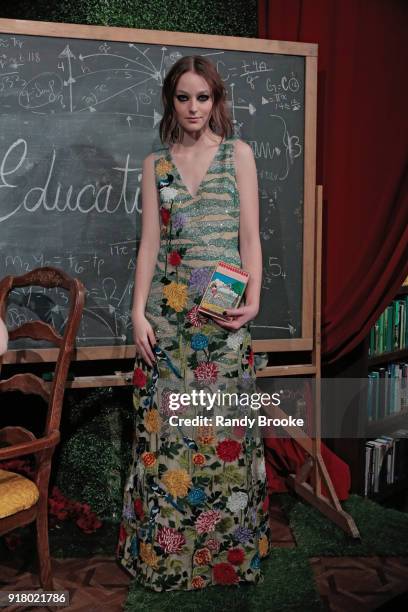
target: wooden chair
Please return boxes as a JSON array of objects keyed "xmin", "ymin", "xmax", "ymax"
[{"xmin": 0, "ymin": 267, "xmax": 85, "ymax": 589}]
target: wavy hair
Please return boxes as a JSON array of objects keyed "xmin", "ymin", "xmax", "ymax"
[{"xmin": 159, "ymin": 55, "xmax": 233, "ymax": 144}]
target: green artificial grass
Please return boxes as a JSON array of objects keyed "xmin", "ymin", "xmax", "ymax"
[
  {"xmin": 125, "ymin": 549, "xmax": 322, "ymax": 612},
  {"xmin": 279, "ymin": 493, "xmax": 408, "ymax": 557}
]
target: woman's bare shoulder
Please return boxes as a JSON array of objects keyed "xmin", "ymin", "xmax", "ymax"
[
  {"xmin": 233, "ymin": 139, "xmax": 255, "ymax": 173},
  {"xmin": 233, "ymin": 138, "xmax": 254, "ymax": 157},
  {"xmin": 143, "ymin": 151, "xmax": 160, "ymax": 165},
  {"xmin": 143, "ymin": 146, "xmax": 168, "ymax": 162}
]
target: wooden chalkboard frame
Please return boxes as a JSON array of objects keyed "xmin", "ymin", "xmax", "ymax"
[{"xmin": 0, "ymin": 18, "xmax": 318, "ymax": 364}]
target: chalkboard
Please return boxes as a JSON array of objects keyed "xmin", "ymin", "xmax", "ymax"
[{"xmin": 0, "ymin": 20, "xmax": 317, "ymax": 358}]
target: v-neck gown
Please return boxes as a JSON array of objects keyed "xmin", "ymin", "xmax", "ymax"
[{"xmin": 117, "ymin": 136, "xmax": 270, "ymax": 591}]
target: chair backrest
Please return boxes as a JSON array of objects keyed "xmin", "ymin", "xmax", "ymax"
[{"xmin": 0, "ymin": 267, "xmax": 85, "ymax": 436}]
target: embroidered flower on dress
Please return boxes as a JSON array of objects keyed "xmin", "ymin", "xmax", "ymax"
[
  {"xmin": 188, "ymin": 267, "xmax": 213, "ymax": 293},
  {"xmin": 161, "ymin": 468, "xmax": 191, "ymax": 498},
  {"xmin": 205, "ymin": 537, "xmax": 220, "ymax": 552},
  {"xmin": 227, "ymin": 548, "xmax": 245, "ymax": 565},
  {"xmin": 187, "ymin": 487, "xmax": 207, "ymax": 506},
  {"xmin": 157, "ymin": 526, "xmax": 186, "ymax": 553},
  {"xmin": 156, "ymin": 158, "xmax": 173, "ymax": 177},
  {"xmin": 191, "ymin": 333, "xmax": 208, "ymax": 351},
  {"xmin": 133, "ymin": 498, "xmax": 144, "ymax": 519},
  {"xmin": 193, "ymin": 547, "xmax": 212, "ymax": 566},
  {"xmin": 186, "ymin": 305, "xmax": 208, "ymax": 328},
  {"xmin": 239, "ymin": 370, "xmax": 253, "ymax": 389},
  {"xmin": 132, "ymin": 367, "xmax": 147, "ymax": 388},
  {"xmin": 194, "ymin": 361, "xmax": 218, "ymax": 384},
  {"xmin": 160, "ymin": 186, "xmax": 178, "ymax": 203},
  {"xmin": 197, "ymin": 425, "xmax": 215, "ymax": 445},
  {"xmin": 122, "ymin": 501, "xmax": 135, "ymax": 520},
  {"xmin": 160, "ymin": 207, "xmax": 171, "ymax": 225},
  {"xmin": 143, "ymin": 409, "xmax": 162, "ymax": 434},
  {"xmin": 140, "ymin": 542, "xmax": 159, "ymax": 568},
  {"xmin": 192, "ymin": 453, "xmax": 206, "ymax": 466},
  {"xmin": 191, "ymin": 576, "xmax": 206, "ymax": 589},
  {"xmin": 168, "ymin": 250, "xmax": 182, "ymax": 267},
  {"xmin": 226, "ymin": 328, "xmax": 246, "ymax": 351},
  {"xmin": 141, "ymin": 451, "xmax": 156, "ymax": 468},
  {"xmin": 172, "ymin": 212, "xmax": 186, "ymax": 231},
  {"xmin": 216, "ymin": 439, "xmax": 242, "ymax": 462},
  {"xmin": 232, "ymin": 423, "xmax": 246, "ymax": 438},
  {"xmin": 226, "ymin": 491, "xmax": 248, "ymax": 513},
  {"xmin": 163, "ymin": 282, "xmax": 188, "ymax": 312},
  {"xmin": 195, "ymin": 509, "xmax": 221, "ymax": 534},
  {"xmin": 213, "ymin": 562, "xmax": 239, "ymax": 585}
]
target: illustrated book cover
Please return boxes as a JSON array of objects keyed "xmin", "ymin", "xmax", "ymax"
[{"xmin": 197, "ymin": 261, "xmax": 249, "ymax": 321}]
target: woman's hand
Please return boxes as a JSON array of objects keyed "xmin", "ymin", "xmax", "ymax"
[
  {"xmin": 216, "ymin": 302, "xmax": 259, "ymax": 331},
  {"xmin": 132, "ymin": 312, "xmax": 157, "ymax": 367}
]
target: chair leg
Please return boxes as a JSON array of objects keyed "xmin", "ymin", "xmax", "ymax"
[{"xmin": 36, "ymin": 496, "xmax": 53, "ymax": 590}]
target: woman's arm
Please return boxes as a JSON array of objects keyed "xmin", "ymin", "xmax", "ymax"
[
  {"xmin": 0, "ymin": 317, "xmax": 8, "ymax": 356},
  {"xmin": 131, "ymin": 153, "xmax": 161, "ymax": 365},
  {"xmin": 219, "ymin": 139, "xmax": 262, "ymax": 330}
]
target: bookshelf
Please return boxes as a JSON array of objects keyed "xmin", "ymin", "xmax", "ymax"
[{"xmin": 364, "ymin": 280, "xmax": 408, "ymax": 505}]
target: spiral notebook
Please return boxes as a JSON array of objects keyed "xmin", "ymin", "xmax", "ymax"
[{"xmin": 197, "ymin": 261, "xmax": 249, "ymax": 321}]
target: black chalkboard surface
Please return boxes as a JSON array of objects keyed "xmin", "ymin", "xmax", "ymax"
[{"xmin": 0, "ymin": 20, "xmax": 317, "ymax": 357}]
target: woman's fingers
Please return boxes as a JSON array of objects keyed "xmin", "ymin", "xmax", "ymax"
[
  {"xmin": 136, "ymin": 337, "xmax": 156, "ymax": 367},
  {"xmin": 147, "ymin": 327, "xmax": 157, "ymax": 350},
  {"xmin": 217, "ymin": 315, "xmax": 248, "ymax": 330},
  {"xmin": 142, "ymin": 338, "xmax": 156, "ymax": 365},
  {"xmin": 135, "ymin": 344, "xmax": 149, "ymax": 367},
  {"xmin": 223, "ymin": 306, "xmax": 249, "ymax": 317}
]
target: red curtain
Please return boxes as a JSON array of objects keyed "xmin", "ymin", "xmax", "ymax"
[
  {"xmin": 258, "ymin": 0, "xmax": 408, "ymax": 364},
  {"xmin": 258, "ymin": 0, "xmax": 408, "ymax": 499}
]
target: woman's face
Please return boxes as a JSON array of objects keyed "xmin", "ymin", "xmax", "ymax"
[{"xmin": 173, "ymin": 70, "xmax": 214, "ymax": 134}]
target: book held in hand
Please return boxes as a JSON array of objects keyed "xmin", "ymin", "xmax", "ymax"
[{"xmin": 197, "ymin": 261, "xmax": 249, "ymax": 321}]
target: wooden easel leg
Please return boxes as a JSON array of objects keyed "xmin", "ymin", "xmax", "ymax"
[{"xmin": 287, "ymin": 451, "xmax": 360, "ymax": 539}]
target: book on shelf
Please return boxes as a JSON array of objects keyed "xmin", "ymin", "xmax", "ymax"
[
  {"xmin": 368, "ymin": 294, "xmax": 408, "ymax": 357},
  {"xmin": 364, "ymin": 429, "xmax": 408, "ymax": 497},
  {"xmin": 386, "ymin": 305, "xmax": 393, "ymax": 352},
  {"xmin": 400, "ymin": 300, "xmax": 406, "ymax": 350},
  {"xmin": 367, "ymin": 362, "xmax": 408, "ymax": 420}
]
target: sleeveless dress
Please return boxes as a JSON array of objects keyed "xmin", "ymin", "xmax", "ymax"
[{"xmin": 117, "ymin": 136, "xmax": 270, "ymax": 591}]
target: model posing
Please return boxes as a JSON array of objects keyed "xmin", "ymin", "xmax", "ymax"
[{"xmin": 117, "ymin": 55, "xmax": 270, "ymax": 591}]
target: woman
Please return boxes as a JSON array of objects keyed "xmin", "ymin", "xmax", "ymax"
[{"xmin": 117, "ymin": 55, "xmax": 270, "ymax": 591}]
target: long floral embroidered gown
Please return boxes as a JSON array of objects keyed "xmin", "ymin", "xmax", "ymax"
[{"xmin": 117, "ymin": 136, "xmax": 270, "ymax": 591}]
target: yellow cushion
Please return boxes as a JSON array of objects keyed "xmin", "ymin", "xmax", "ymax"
[{"xmin": 0, "ymin": 469, "xmax": 39, "ymax": 519}]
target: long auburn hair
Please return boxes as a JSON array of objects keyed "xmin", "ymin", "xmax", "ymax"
[{"xmin": 159, "ymin": 55, "xmax": 233, "ymax": 144}]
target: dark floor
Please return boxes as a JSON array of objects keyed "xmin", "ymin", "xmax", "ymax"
[{"xmin": 1, "ymin": 500, "xmax": 408, "ymax": 612}]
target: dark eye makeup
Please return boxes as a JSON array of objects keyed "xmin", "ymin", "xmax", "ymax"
[{"xmin": 175, "ymin": 94, "xmax": 210, "ymax": 102}]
